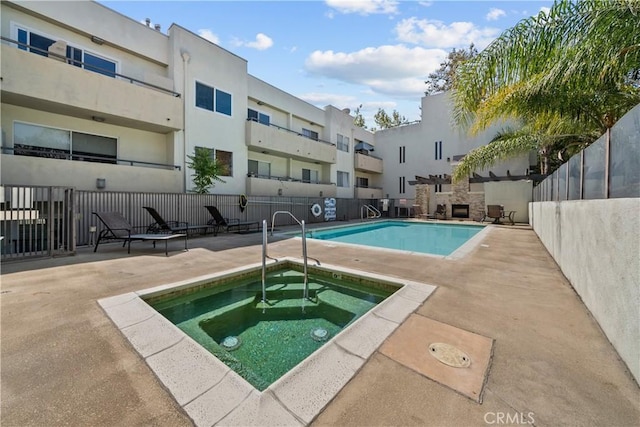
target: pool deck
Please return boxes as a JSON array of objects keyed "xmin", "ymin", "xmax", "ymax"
[{"xmin": 2, "ymin": 220, "xmax": 639, "ymax": 426}]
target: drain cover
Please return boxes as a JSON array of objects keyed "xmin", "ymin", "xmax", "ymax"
[
  {"xmin": 310, "ymin": 327, "xmax": 330, "ymax": 342},
  {"xmin": 428, "ymin": 342, "xmax": 471, "ymax": 368},
  {"xmin": 221, "ymin": 336, "xmax": 242, "ymax": 351}
]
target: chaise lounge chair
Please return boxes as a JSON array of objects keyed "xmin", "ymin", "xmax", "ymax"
[
  {"xmin": 93, "ymin": 211, "xmax": 187, "ymax": 256},
  {"xmin": 142, "ymin": 206, "xmax": 213, "ymax": 235},
  {"xmin": 204, "ymin": 205, "xmax": 260, "ymax": 235}
]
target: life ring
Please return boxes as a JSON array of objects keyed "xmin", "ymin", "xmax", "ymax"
[
  {"xmin": 239, "ymin": 194, "xmax": 248, "ymax": 212},
  {"xmin": 311, "ymin": 203, "xmax": 322, "ymax": 217}
]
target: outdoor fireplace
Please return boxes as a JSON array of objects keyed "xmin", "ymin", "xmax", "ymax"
[{"xmin": 451, "ymin": 204, "xmax": 469, "ymax": 219}]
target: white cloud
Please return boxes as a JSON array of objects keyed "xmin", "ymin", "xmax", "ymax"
[
  {"xmin": 539, "ymin": 6, "xmax": 551, "ymax": 15},
  {"xmin": 245, "ymin": 33, "xmax": 274, "ymax": 50},
  {"xmin": 325, "ymin": 0, "xmax": 399, "ymax": 15},
  {"xmin": 486, "ymin": 8, "xmax": 506, "ymax": 21},
  {"xmin": 395, "ymin": 17, "xmax": 500, "ymax": 49},
  {"xmin": 304, "ymin": 44, "xmax": 446, "ymax": 99},
  {"xmin": 198, "ymin": 29, "xmax": 220, "ymax": 44},
  {"xmin": 419, "ymin": 1, "xmax": 433, "ymax": 7}
]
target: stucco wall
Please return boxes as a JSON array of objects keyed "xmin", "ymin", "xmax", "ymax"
[
  {"xmin": 485, "ymin": 180, "xmax": 532, "ymax": 223},
  {"xmin": 530, "ymin": 199, "xmax": 640, "ymax": 383}
]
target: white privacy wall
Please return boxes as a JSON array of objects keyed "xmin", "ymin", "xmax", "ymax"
[{"xmin": 530, "ymin": 199, "xmax": 640, "ymax": 383}]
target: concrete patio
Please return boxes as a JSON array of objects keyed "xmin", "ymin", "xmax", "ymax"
[{"xmin": 1, "ymin": 222, "xmax": 638, "ymax": 426}]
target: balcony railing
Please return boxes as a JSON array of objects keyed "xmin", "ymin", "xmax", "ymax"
[
  {"xmin": 2, "ymin": 146, "xmax": 181, "ymax": 170},
  {"xmin": 247, "ymin": 118, "xmax": 334, "ymax": 146},
  {"xmin": 1, "ymin": 36, "xmax": 181, "ymax": 98},
  {"xmin": 247, "ymin": 172, "xmax": 333, "ymax": 185}
]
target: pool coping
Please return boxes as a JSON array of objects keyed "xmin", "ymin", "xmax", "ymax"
[
  {"xmin": 279, "ymin": 219, "xmax": 492, "ymax": 260},
  {"xmin": 97, "ymin": 257, "xmax": 437, "ymax": 426}
]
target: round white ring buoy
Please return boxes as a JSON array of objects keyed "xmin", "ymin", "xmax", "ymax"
[{"xmin": 311, "ymin": 203, "xmax": 322, "ymax": 217}]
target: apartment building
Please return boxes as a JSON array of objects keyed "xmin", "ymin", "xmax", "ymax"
[{"xmin": 0, "ymin": 0, "xmax": 528, "ymax": 203}]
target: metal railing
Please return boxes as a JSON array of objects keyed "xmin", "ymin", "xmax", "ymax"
[
  {"xmin": 247, "ymin": 118, "xmax": 336, "ymax": 146},
  {"xmin": 1, "ymin": 185, "xmax": 76, "ymax": 261},
  {"xmin": 361, "ymin": 204, "xmax": 382, "ymax": 220},
  {"xmin": 1, "ymin": 36, "xmax": 181, "ymax": 98},
  {"xmin": 2, "ymin": 146, "xmax": 181, "ymax": 171}
]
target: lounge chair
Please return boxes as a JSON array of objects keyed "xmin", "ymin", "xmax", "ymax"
[
  {"xmin": 204, "ymin": 205, "xmax": 260, "ymax": 235},
  {"xmin": 142, "ymin": 206, "xmax": 213, "ymax": 235},
  {"xmin": 93, "ymin": 211, "xmax": 187, "ymax": 256}
]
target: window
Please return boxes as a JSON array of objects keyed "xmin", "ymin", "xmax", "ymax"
[
  {"xmin": 215, "ymin": 89, "xmax": 232, "ymax": 116},
  {"xmin": 196, "ymin": 83, "xmax": 232, "ymax": 116},
  {"xmin": 337, "ymin": 171, "xmax": 349, "ymax": 188},
  {"xmin": 248, "ymin": 109, "xmax": 270, "ymax": 125},
  {"xmin": 215, "ymin": 150, "xmax": 233, "ymax": 176},
  {"xmin": 435, "ymin": 140, "xmax": 443, "ymax": 160},
  {"xmin": 435, "ymin": 174, "xmax": 443, "ymax": 193},
  {"xmin": 17, "ymin": 27, "xmax": 117, "ymax": 77},
  {"xmin": 248, "ymin": 160, "xmax": 270, "ymax": 178},
  {"xmin": 14, "ymin": 122, "xmax": 116, "ymax": 164},
  {"xmin": 302, "ymin": 128, "xmax": 319, "ymax": 141},
  {"xmin": 399, "ymin": 176, "xmax": 406, "ymax": 194},
  {"xmin": 337, "ymin": 134, "xmax": 349, "ymax": 152},
  {"xmin": 84, "ymin": 52, "xmax": 116, "ymax": 77},
  {"xmin": 356, "ymin": 177, "xmax": 369, "ymax": 188},
  {"xmin": 302, "ymin": 168, "xmax": 319, "ymax": 184},
  {"xmin": 399, "ymin": 146, "xmax": 406, "ymax": 163},
  {"xmin": 196, "ymin": 82, "xmax": 214, "ymax": 111}
]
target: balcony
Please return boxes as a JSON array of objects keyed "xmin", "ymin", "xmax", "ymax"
[
  {"xmin": 355, "ymin": 186, "xmax": 383, "ymax": 200},
  {"xmin": 246, "ymin": 174, "xmax": 336, "ymax": 197},
  {"xmin": 245, "ymin": 120, "xmax": 336, "ymax": 164},
  {"xmin": 0, "ymin": 42, "xmax": 182, "ymax": 133},
  {"xmin": 355, "ymin": 152, "xmax": 383, "ymax": 174}
]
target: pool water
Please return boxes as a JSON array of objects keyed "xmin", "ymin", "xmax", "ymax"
[
  {"xmin": 148, "ymin": 267, "xmax": 396, "ymax": 391},
  {"xmin": 305, "ymin": 220, "xmax": 484, "ymax": 256}
]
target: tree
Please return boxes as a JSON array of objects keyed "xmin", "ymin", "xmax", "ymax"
[
  {"xmin": 373, "ymin": 108, "xmax": 408, "ymax": 129},
  {"xmin": 424, "ymin": 44, "xmax": 477, "ymax": 95},
  {"xmin": 451, "ymin": 0, "xmax": 640, "ymax": 181},
  {"xmin": 186, "ymin": 147, "xmax": 226, "ymax": 193},
  {"xmin": 353, "ymin": 104, "xmax": 366, "ymax": 128}
]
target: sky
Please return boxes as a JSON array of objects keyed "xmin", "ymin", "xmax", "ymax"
[{"xmin": 100, "ymin": 0, "xmax": 554, "ymax": 126}]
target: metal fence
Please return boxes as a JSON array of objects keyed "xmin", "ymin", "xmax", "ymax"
[
  {"xmin": 75, "ymin": 192, "xmax": 379, "ymax": 247},
  {"xmin": 534, "ymin": 104, "xmax": 640, "ymax": 201},
  {"xmin": 1, "ymin": 185, "xmax": 75, "ymax": 261}
]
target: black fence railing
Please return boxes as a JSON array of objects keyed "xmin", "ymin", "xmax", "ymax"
[{"xmin": 1, "ymin": 146, "xmax": 181, "ymax": 171}]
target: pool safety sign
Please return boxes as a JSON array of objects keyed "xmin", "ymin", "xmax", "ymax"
[{"xmin": 324, "ymin": 197, "xmax": 336, "ymax": 221}]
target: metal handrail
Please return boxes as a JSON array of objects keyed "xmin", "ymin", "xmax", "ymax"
[
  {"xmin": 269, "ymin": 211, "xmax": 319, "ymax": 300},
  {"xmin": 361, "ymin": 204, "xmax": 381, "ymax": 220}
]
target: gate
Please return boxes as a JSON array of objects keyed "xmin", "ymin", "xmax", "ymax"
[{"xmin": 1, "ymin": 186, "xmax": 76, "ymax": 261}]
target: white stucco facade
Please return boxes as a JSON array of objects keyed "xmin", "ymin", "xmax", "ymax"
[{"xmin": 1, "ymin": 0, "xmax": 531, "ymax": 199}]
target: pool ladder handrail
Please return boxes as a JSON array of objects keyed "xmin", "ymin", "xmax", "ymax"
[
  {"xmin": 361, "ymin": 204, "xmax": 382, "ymax": 220},
  {"xmin": 263, "ymin": 212, "xmax": 318, "ymax": 303}
]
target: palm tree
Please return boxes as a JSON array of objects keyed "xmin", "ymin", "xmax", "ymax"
[{"xmin": 451, "ymin": 0, "xmax": 640, "ymax": 181}]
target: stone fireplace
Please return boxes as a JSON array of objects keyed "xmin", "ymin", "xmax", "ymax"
[
  {"xmin": 451, "ymin": 204, "xmax": 470, "ymax": 218},
  {"xmin": 414, "ymin": 168, "xmax": 485, "ymax": 220}
]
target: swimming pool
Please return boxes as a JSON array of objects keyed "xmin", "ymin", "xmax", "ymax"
[{"xmin": 305, "ymin": 220, "xmax": 486, "ymax": 256}]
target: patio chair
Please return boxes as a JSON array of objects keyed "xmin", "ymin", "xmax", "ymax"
[
  {"xmin": 142, "ymin": 206, "xmax": 213, "ymax": 235},
  {"xmin": 204, "ymin": 205, "xmax": 260, "ymax": 235},
  {"xmin": 435, "ymin": 204, "xmax": 447, "ymax": 220},
  {"xmin": 93, "ymin": 211, "xmax": 187, "ymax": 256},
  {"xmin": 485, "ymin": 205, "xmax": 505, "ymax": 224}
]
